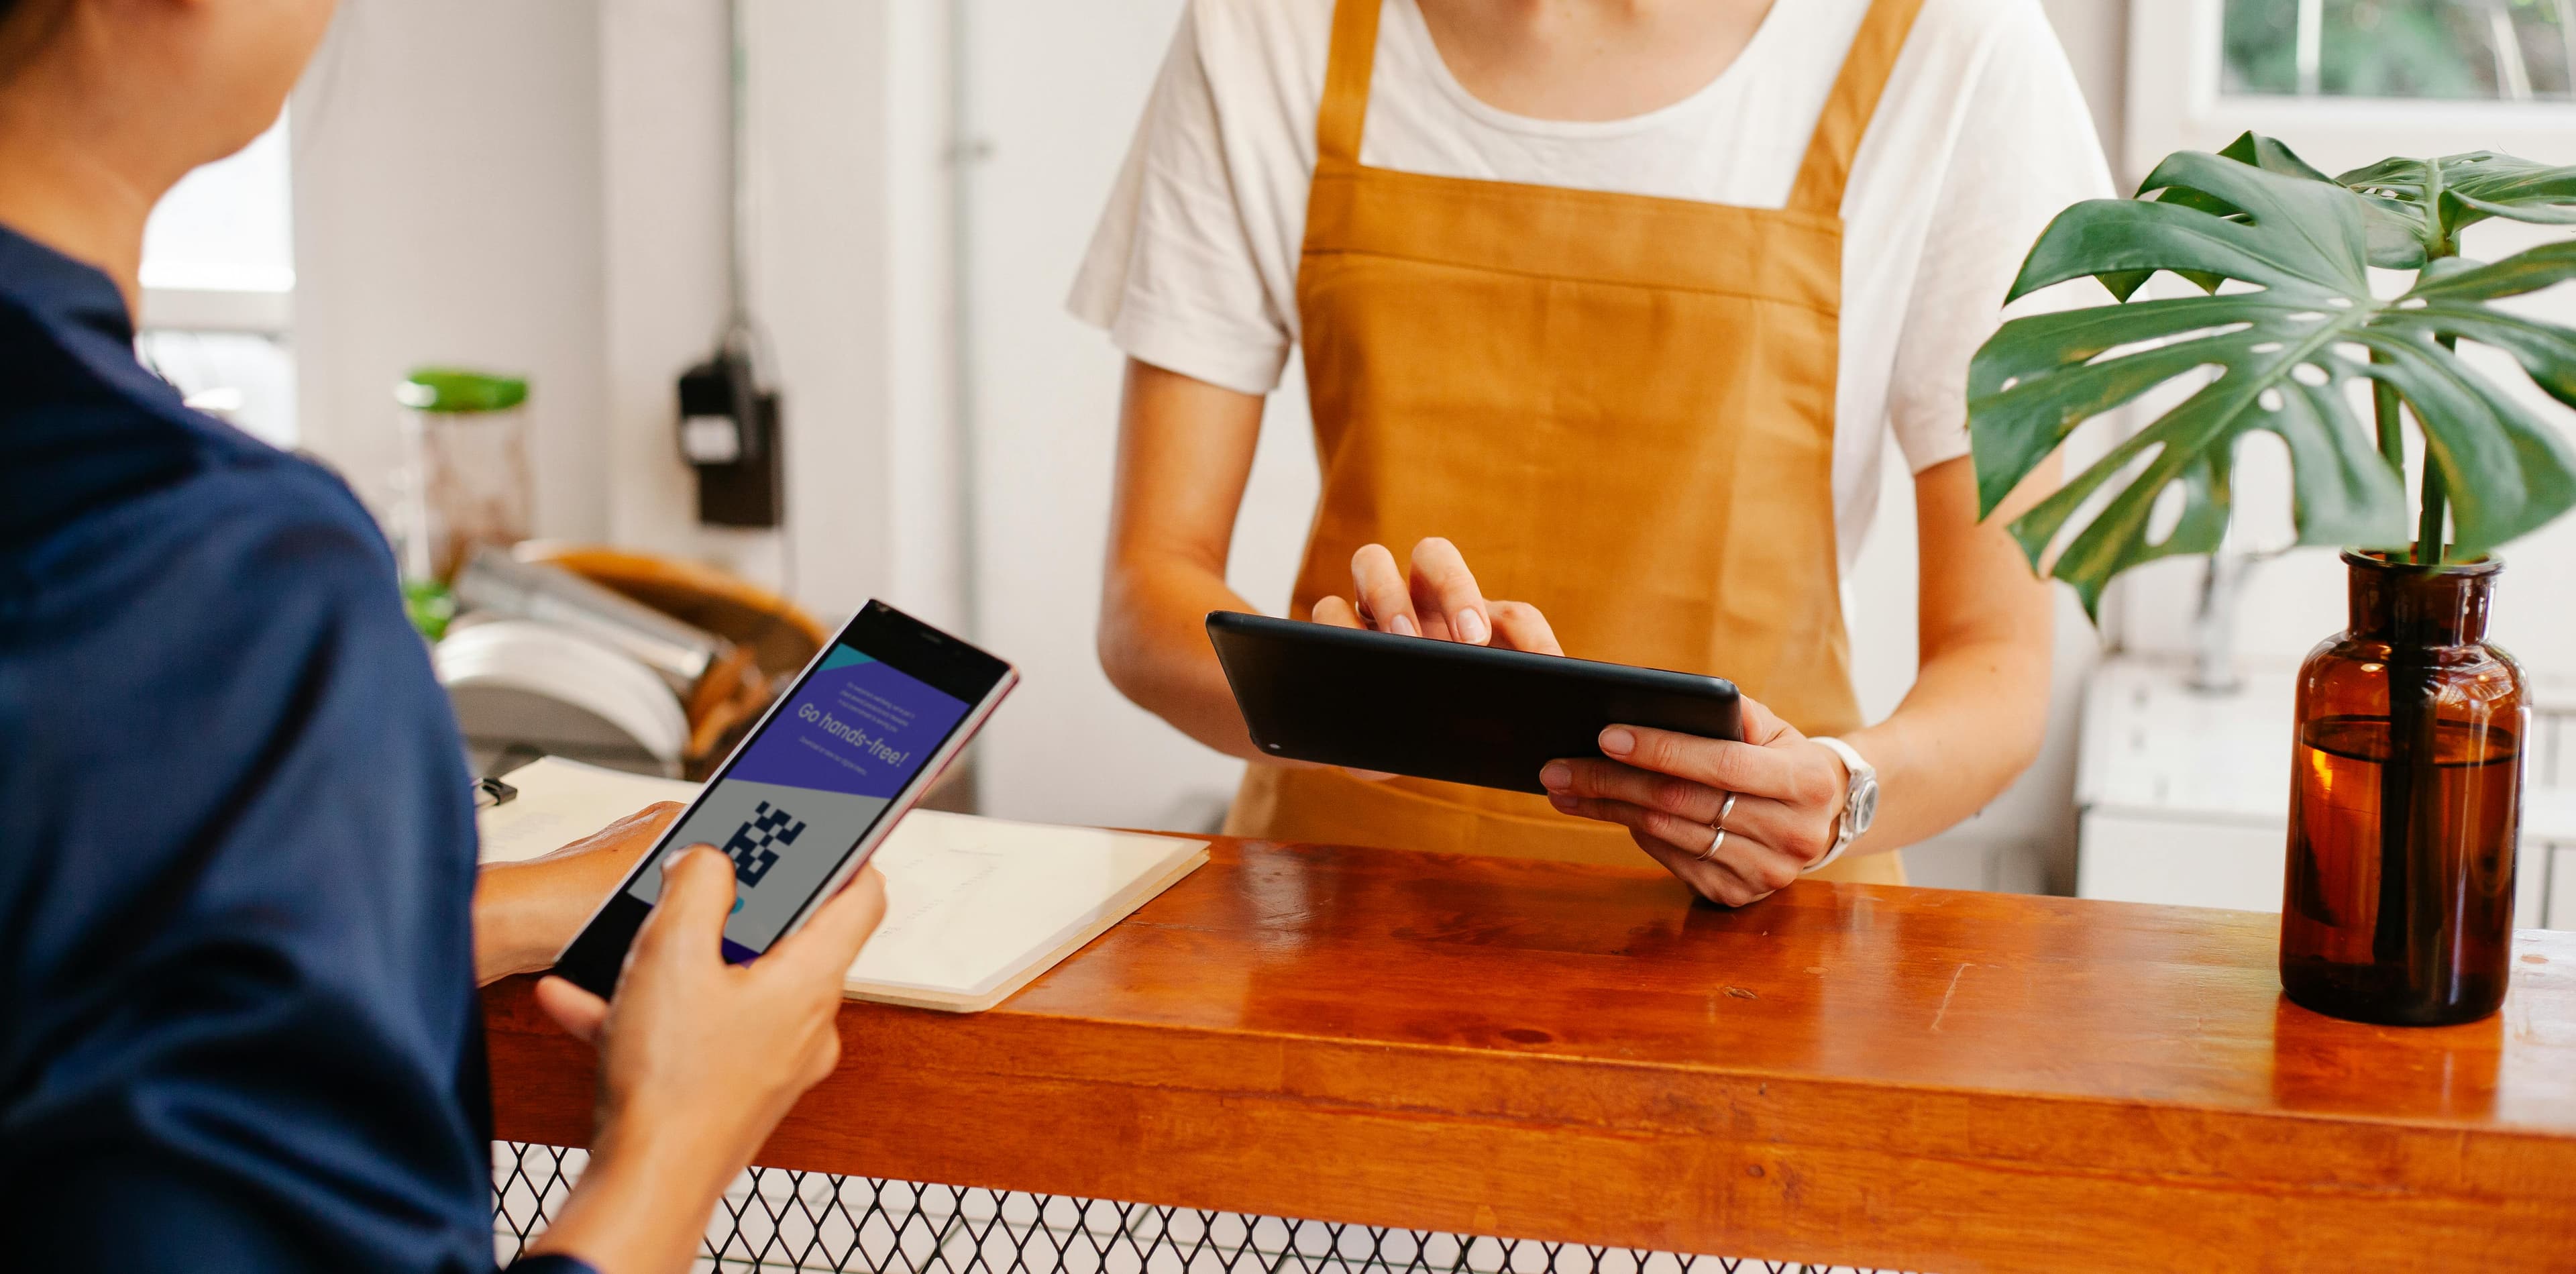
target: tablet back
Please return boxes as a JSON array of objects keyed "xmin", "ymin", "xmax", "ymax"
[{"xmin": 1205, "ymin": 613, "xmax": 1741, "ymax": 794}]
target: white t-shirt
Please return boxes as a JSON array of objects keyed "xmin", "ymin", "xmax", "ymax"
[{"xmin": 1070, "ymin": 0, "xmax": 2115, "ymax": 568}]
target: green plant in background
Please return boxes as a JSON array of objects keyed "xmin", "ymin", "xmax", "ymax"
[
  {"xmin": 1964, "ymin": 132, "xmax": 2576, "ymax": 615},
  {"xmin": 405, "ymin": 577, "xmax": 457, "ymax": 642}
]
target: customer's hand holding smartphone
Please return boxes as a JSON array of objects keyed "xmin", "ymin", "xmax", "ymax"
[
  {"xmin": 519, "ymin": 845, "xmax": 888, "ymax": 1272},
  {"xmin": 500, "ymin": 600, "xmax": 1013, "ymax": 1273},
  {"xmin": 554, "ymin": 600, "xmax": 1017, "ymax": 995}
]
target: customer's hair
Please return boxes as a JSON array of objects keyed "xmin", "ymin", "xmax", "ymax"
[{"xmin": 0, "ymin": 0, "xmax": 70, "ymax": 86}]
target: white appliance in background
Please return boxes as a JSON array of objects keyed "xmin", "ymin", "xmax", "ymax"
[
  {"xmin": 433, "ymin": 619, "xmax": 690, "ymax": 778},
  {"xmin": 2076, "ymin": 655, "xmax": 2576, "ymax": 928}
]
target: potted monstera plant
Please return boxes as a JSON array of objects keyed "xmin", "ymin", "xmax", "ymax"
[{"xmin": 1968, "ymin": 134, "xmax": 2576, "ymax": 1026}]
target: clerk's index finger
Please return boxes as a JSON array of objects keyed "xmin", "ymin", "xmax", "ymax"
[
  {"xmin": 1405, "ymin": 537, "xmax": 1489, "ymax": 645},
  {"xmin": 1350, "ymin": 543, "xmax": 1417, "ymax": 637},
  {"xmin": 1603, "ymin": 726, "xmax": 1799, "ymax": 800}
]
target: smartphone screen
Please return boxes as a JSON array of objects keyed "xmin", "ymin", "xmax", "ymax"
[
  {"xmin": 554, "ymin": 601, "xmax": 1012, "ymax": 994},
  {"xmin": 631, "ymin": 641, "xmax": 969, "ymax": 960}
]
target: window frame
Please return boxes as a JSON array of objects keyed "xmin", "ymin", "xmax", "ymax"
[
  {"xmin": 138, "ymin": 286, "xmax": 294, "ymax": 337},
  {"xmin": 2126, "ymin": 0, "xmax": 2576, "ymax": 180}
]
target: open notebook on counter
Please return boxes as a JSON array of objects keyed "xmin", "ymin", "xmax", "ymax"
[{"xmin": 478, "ymin": 757, "xmax": 1209, "ymax": 1012}]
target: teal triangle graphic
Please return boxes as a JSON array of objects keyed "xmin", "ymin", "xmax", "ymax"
[{"xmin": 818, "ymin": 645, "xmax": 877, "ymax": 672}]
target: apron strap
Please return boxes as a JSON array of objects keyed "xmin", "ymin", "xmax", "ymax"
[
  {"xmin": 1314, "ymin": 0, "xmax": 1384, "ymax": 169},
  {"xmin": 1785, "ymin": 0, "xmax": 1928, "ymax": 215}
]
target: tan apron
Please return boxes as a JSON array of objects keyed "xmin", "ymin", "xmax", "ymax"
[{"xmin": 1226, "ymin": 0, "xmax": 1920, "ymax": 886}]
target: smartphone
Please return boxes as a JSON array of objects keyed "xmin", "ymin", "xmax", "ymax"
[{"xmin": 552, "ymin": 600, "xmax": 1016, "ymax": 998}]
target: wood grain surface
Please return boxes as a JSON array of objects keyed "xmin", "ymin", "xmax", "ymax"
[{"xmin": 486, "ymin": 837, "xmax": 2576, "ymax": 1273}]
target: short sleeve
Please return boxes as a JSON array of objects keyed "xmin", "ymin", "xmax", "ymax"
[
  {"xmin": 1068, "ymin": 2, "xmax": 1298, "ymax": 396},
  {"xmin": 0, "ymin": 464, "xmax": 500, "ymax": 1273},
  {"xmin": 1884, "ymin": 0, "xmax": 2118, "ymax": 474}
]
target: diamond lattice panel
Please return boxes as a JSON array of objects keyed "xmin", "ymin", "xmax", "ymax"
[{"xmin": 494, "ymin": 1143, "xmax": 1914, "ymax": 1274}]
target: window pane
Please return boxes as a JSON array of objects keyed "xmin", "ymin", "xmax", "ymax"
[
  {"xmin": 2224, "ymin": 0, "xmax": 2575, "ymax": 100},
  {"xmin": 139, "ymin": 111, "xmax": 296, "ymax": 447},
  {"xmin": 141, "ymin": 115, "xmax": 294, "ymax": 293}
]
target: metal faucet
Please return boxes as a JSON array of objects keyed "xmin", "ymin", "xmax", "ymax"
[{"xmin": 2188, "ymin": 548, "xmax": 2282, "ymax": 695}]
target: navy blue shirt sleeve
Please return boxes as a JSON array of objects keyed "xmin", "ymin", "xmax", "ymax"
[{"xmin": 0, "ymin": 227, "xmax": 592, "ymax": 1273}]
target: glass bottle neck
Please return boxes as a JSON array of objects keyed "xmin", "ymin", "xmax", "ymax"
[{"xmin": 2345, "ymin": 553, "xmax": 2496, "ymax": 647}]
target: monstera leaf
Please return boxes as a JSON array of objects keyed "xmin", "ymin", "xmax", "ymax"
[
  {"xmin": 2117, "ymin": 133, "xmax": 2430, "ymax": 280},
  {"xmin": 1968, "ymin": 149, "xmax": 2576, "ymax": 616},
  {"xmin": 2340, "ymin": 149, "xmax": 2576, "ymax": 244},
  {"xmin": 2158, "ymin": 133, "xmax": 2576, "ymax": 264}
]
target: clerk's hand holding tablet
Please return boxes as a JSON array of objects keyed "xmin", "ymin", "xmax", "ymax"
[
  {"xmin": 1308, "ymin": 537, "xmax": 1864, "ymax": 908},
  {"xmin": 1305, "ymin": 537, "xmax": 1560, "ymax": 782},
  {"xmin": 1536, "ymin": 703, "xmax": 1859, "ymax": 908}
]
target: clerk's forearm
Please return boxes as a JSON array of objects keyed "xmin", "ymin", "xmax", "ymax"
[
  {"xmin": 1834, "ymin": 455, "xmax": 2059, "ymax": 855},
  {"xmin": 1844, "ymin": 638, "xmax": 2049, "ymax": 853},
  {"xmin": 1100, "ymin": 553, "xmax": 1267, "ymax": 760},
  {"xmin": 1098, "ymin": 358, "xmax": 1271, "ymax": 761}
]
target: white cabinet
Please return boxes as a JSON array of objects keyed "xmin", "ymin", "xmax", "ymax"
[
  {"xmin": 2075, "ymin": 812, "xmax": 2287, "ymax": 912},
  {"xmin": 2077, "ymin": 657, "xmax": 2576, "ymax": 928}
]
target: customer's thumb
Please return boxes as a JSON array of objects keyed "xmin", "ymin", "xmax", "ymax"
[
  {"xmin": 636, "ymin": 845, "xmax": 737, "ymax": 953},
  {"xmin": 773, "ymin": 865, "xmax": 888, "ymax": 979}
]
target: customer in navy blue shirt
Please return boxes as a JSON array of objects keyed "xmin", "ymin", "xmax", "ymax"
[{"xmin": 0, "ymin": 2, "xmax": 888, "ymax": 1271}]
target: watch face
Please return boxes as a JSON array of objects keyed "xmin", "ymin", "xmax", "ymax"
[{"xmin": 1849, "ymin": 777, "xmax": 1880, "ymax": 835}]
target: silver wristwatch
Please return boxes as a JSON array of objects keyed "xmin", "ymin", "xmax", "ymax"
[{"xmin": 1805, "ymin": 737, "xmax": 1878, "ymax": 875}]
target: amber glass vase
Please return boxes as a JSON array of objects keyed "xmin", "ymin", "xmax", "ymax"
[{"xmin": 2279, "ymin": 551, "xmax": 2526, "ymax": 1026}]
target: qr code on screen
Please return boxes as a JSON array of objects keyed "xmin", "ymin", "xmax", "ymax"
[{"xmin": 722, "ymin": 801, "xmax": 804, "ymax": 887}]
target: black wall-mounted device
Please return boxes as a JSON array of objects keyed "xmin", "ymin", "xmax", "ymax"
[{"xmin": 678, "ymin": 346, "xmax": 782, "ymax": 528}]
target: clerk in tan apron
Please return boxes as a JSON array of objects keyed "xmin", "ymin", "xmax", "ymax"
[{"xmin": 1091, "ymin": 0, "xmax": 2074, "ymax": 906}]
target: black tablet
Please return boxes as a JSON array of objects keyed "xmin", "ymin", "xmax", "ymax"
[{"xmin": 1205, "ymin": 612, "xmax": 1739, "ymax": 794}]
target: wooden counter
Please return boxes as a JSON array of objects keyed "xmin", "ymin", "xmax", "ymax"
[{"xmin": 486, "ymin": 837, "xmax": 2576, "ymax": 1273}]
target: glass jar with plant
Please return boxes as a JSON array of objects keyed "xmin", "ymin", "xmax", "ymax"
[{"xmin": 1967, "ymin": 134, "xmax": 2576, "ymax": 1025}]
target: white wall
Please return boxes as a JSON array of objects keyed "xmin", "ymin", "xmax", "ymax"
[
  {"xmin": 2040, "ymin": 0, "xmax": 2130, "ymax": 180},
  {"xmin": 595, "ymin": 0, "xmax": 741, "ymax": 580},
  {"xmin": 292, "ymin": 0, "xmax": 608, "ymax": 545},
  {"xmin": 599, "ymin": 0, "xmax": 959, "ymax": 631},
  {"xmin": 959, "ymin": 0, "xmax": 1274, "ymax": 831}
]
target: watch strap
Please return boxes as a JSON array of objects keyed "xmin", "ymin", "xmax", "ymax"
[{"xmin": 1803, "ymin": 736, "xmax": 1874, "ymax": 875}]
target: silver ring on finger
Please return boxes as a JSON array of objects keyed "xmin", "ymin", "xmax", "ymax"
[
  {"xmin": 1696, "ymin": 825, "xmax": 1729, "ymax": 862},
  {"xmin": 1696, "ymin": 792, "xmax": 1739, "ymax": 863}
]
